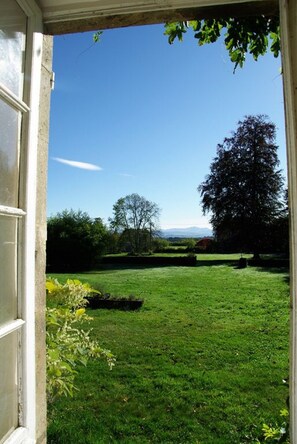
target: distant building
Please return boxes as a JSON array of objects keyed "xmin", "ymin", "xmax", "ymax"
[{"xmin": 195, "ymin": 237, "xmax": 214, "ymax": 251}]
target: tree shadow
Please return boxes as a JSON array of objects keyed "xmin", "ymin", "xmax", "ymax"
[
  {"xmin": 197, "ymin": 259, "xmax": 238, "ymax": 267},
  {"xmin": 247, "ymin": 263, "xmax": 290, "ymax": 284},
  {"xmin": 85, "ymin": 263, "xmax": 180, "ymax": 273},
  {"xmin": 88, "ymin": 260, "xmax": 238, "ymax": 273}
]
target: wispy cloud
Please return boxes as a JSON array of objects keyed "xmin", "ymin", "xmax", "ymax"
[
  {"xmin": 119, "ymin": 173, "xmax": 134, "ymax": 178},
  {"xmin": 52, "ymin": 157, "xmax": 102, "ymax": 171}
]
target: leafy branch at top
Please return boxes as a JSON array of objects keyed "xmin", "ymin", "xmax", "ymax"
[
  {"xmin": 93, "ymin": 31, "xmax": 103, "ymax": 43},
  {"xmin": 164, "ymin": 16, "xmax": 280, "ymax": 72}
]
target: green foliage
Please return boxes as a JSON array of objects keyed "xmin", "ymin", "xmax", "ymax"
[
  {"xmin": 184, "ymin": 238, "xmax": 196, "ymax": 250},
  {"xmin": 259, "ymin": 408, "xmax": 289, "ymax": 443},
  {"xmin": 93, "ymin": 31, "xmax": 103, "ymax": 43},
  {"xmin": 109, "ymin": 193, "xmax": 161, "ymax": 254},
  {"xmin": 46, "ymin": 278, "xmax": 115, "ymax": 402},
  {"xmin": 198, "ymin": 115, "xmax": 285, "ymax": 256},
  {"xmin": 105, "ymin": 230, "xmax": 121, "ymax": 254},
  {"xmin": 164, "ymin": 16, "xmax": 280, "ymax": 71},
  {"xmin": 46, "ymin": 277, "xmax": 99, "ymax": 308},
  {"xmin": 47, "ymin": 209, "xmax": 109, "ymax": 272},
  {"xmin": 151, "ymin": 237, "xmax": 170, "ymax": 252}
]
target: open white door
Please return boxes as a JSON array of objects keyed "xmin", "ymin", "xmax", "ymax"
[
  {"xmin": 0, "ymin": 0, "xmax": 43, "ymax": 442},
  {"xmin": 279, "ymin": 0, "xmax": 297, "ymax": 442}
]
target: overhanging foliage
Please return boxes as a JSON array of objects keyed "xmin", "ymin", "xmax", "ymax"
[{"xmin": 164, "ymin": 15, "xmax": 280, "ymax": 71}]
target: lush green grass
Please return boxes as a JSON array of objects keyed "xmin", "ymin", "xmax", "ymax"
[
  {"xmin": 104, "ymin": 253, "xmax": 252, "ymax": 258},
  {"xmin": 47, "ymin": 260, "xmax": 289, "ymax": 443},
  {"xmin": 196, "ymin": 253, "xmax": 252, "ymax": 261}
]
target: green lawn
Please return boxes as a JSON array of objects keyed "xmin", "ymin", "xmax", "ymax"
[
  {"xmin": 104, "ymin": 252, "xmax": 252, "ymax": 259},
  {"xmin": 47, "ymin": 259, "xmax": 289, "ymax": 443}
]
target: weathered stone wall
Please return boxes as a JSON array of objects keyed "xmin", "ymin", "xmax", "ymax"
[
  {"xmin": 35, "ymin": 34, "xmax": 53, "ymax": 444},
  {"xmin": 42, "ymin": 0, "xmax": 278, "ymax": 35}
]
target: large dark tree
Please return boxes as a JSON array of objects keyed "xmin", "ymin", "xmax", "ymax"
[
  {"xmin": 109, "ymin": 193, "xmax": 160, "ymax": 254},
  {"xmin": 198, "ymin": 115, "xmax": 284, "ymax": 257},
  {"xmin": 47, "ymin": 209, "xmax": 109, "ymax": 271}
]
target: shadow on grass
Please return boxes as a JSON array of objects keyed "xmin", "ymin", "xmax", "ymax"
[
  {"xmin": 48, "ymin": 258, "xmax": 290, "ymax": 279},
  {"xmin": 249, "ymin": 264, "xmax": 290, "ymax": 284},
  {"xmin": 85, "ymin": 264, "xmax": 175, "ymax": 273},
  {"xmin": 92, "ymin": 259, "xmax": 241, "ymax": 272},
  {"xmin": 197, "ymin": 259, "xmax": 237, "ymax": 267}
]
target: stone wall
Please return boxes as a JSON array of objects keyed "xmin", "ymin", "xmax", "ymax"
[{"xmin": 35, "ymin": 34, "xmax": 53, "ymax": 444}]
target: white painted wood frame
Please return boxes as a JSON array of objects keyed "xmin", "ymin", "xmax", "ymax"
[
  {"xmin": 2, "ymin": 1, "xmax": 297, "ymax": 443},
  {"xmin": 280, "ymin": 1, "xmax": 297, "ymax": 442},
  {"xmin": 0, "ymin": 0, "xmax": 43, "ymax": 443},
  {"xmin": 38, "ymin": 1, "xmax": 297, "ymax": 443}
]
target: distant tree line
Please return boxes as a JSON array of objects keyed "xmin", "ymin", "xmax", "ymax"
[
  {"xmin": 47, "ymin": 194, "xmax": 162, "ymax": 272},
  {"xmin": 47, "ymin": 115, "xmax": 289, "ymax": 271}
]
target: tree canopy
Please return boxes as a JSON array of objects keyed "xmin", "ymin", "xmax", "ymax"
[
  {"xmin": 198, "ymin": 115, "xmax": 285, "ymax": 256},
  {"xmin": 47, "ymin": 209, "xmax": 109, "ymax": 271},
  {"xmin": 164, "ymin": 15, "xmax": 280, "ymax": 71},
  {"xmin": 109, "ymin": 193, "xmax": 161, "ymax": 254}
]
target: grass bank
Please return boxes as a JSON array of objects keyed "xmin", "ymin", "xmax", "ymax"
[{"xmin": 48, "ymin": 259, "xmax": 289, "ymax": 443}]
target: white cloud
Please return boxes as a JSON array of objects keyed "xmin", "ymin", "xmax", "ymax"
[
  {"xmin": 119, "ymin": 173, "xmax": 134, "ymax": 177},
  {"xmin": 52, "ymin": 157, "xmax": 102, "ymax": 171}
]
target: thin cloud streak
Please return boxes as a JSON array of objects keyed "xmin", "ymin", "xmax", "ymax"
[
  {"xmin": 119, "ymin": 173, "xmax": 135, "ymax": 177},
  {"xmin": 52, "ymin": 157, "xmax": 102, "ymax": 171}
]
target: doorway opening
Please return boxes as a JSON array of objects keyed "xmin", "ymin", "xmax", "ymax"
[{"xmin": 46, "ymin": 23, "xmax": 289, "ymax": 444}]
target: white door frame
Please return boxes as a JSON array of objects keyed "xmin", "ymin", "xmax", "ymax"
[
  {"xmin": 0, "ymin": 0, "xmax": 43, "ymax": 443},
  {"xmin": 2, "ymin": 1, "xmax": 297, "ymax": 443}
]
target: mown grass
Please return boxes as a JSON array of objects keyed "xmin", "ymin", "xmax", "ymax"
[
  {"xmin": 104, "ymin": 252, "xmax": 253, "ymax": 259},
  {"xmin": 47, "ymin": 258, "xmax": 289, "ymax": 444}
]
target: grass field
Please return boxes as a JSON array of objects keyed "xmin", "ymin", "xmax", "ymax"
[{"xmin": 47, "ymin": 256, "xmax": 289, "ymax": 443}]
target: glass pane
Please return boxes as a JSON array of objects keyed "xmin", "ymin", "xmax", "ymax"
[
  {"xmin": 0, "ymin": 0, "xmax": 27, "ymax": 98},
  {"xmin": 0, "ymin": 100, "xmax": 21, "ymax": 207},
  {"xmin": 0, "ymin": 216, "xmax": 17, "ymax": 326},
  {"xmin": 0, "ymin": 332, "xmax": 18, "ymax": 443}
]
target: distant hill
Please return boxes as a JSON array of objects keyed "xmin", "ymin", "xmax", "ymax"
[{"xmin": 161, "ymin": 226, "xmax": 213, "ymax": 238}]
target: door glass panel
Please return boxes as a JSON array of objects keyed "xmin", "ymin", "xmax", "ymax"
[
  {"xmin": 0, "ymin": 0, "xmax": 27, "ymax": 98},
  {"xmin": 0, "ymin": 216, "xmax": 17, "ymax": 326},
  {"xmin": 0, "ymin": 100, "xmax": 21, "ymax": 207},
  {"xmin": 0, "ymin": 332, "xmax": 18, "ymax": 443}
]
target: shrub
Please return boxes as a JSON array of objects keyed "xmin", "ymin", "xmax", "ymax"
[
  {"xmin": 47, "ymin": 210, "xmax": 109, "ymax": 272},
  {"xmin": 151, "ymin": 237, "xmax": 170, "ymax": 252},
  {"xmin": 46, "ymin": 278, "xmax": 115, "ymax": 402},
  {"xmin": 257, "ymin": 408, "xmax": 289, "ymax": 443}
]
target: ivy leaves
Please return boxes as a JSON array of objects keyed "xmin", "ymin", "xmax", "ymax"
[{"xmin": 164, "ymin": 16, "xmax": 280, "ymax": 71}]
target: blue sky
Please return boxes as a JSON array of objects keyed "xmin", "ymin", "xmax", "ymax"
[{"xmin": 48, "ymin": 24, "xmax": 286, "ymax": 229}]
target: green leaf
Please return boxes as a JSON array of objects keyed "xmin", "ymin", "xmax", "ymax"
[
  {"xmin": 165, "ymin": 16, "xmax": 280, "ymax": 71},
  {"xmin": 93, "ymin": 31, "xmax": 103, "ymax": 43}
]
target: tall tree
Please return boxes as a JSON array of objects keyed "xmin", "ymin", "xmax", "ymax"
[
  {"xmin": 198, "ymin": 115, "xmax": 284, "ymax": 257},
  {"xmin": 110, "ymin": 193, "xmax": 160, "ymax": 254}
]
